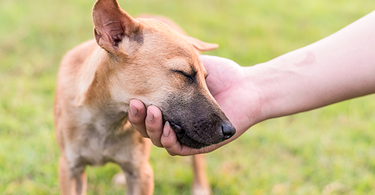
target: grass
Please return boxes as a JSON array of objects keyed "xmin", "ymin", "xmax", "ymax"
[{"xmin": 1, "ymin": 0, "xmax": 375, "ymax": 194}]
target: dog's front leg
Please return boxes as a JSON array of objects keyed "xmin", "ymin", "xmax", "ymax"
[
  {"xmin": 59, "ymin": 156, "xmax": 87, "ymax": 195},
  {"xmin": 192, "ymin": 154, "xmax": 211, "ymax": 195},
  {"xmin": 120, "ymin": 161, "xmax": 154, "ymax": 195}
]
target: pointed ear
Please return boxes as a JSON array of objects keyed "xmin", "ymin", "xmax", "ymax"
[
  {"xmin": 183, "ymin": 35, "xmax": 219, "ymax": 52},
  {"xmin": 92, "ymin": 0, "xmax": 139, "ymax": 52}
]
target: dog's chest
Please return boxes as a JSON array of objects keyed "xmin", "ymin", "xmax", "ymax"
[{"xmin": 66, "ymin": 114, "xmax": 146, "ymax": 167}]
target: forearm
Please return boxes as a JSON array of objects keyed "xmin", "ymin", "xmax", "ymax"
[{"xmin": 252, "ymin": 11, "xmax": 375, "ymax": 120}]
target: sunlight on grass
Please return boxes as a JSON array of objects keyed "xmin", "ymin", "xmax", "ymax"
[{"xmin": 1, "ymin": 0, "xmax": 375, "ymax": 194}]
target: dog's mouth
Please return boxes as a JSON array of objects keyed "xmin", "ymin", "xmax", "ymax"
[
  {"xmin": 159, "ymin": 95, "xmax": 236, "ymax": 149},
  {"xmin": 169, "ymin": 122, "xmax": 218, "ymax": 149}
]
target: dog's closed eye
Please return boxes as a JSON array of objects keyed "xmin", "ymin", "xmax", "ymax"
[{"xmin": 172, "ymin": 69, "xmax": 197, "ymax": 83}]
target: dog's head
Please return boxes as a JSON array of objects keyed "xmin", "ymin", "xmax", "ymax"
[{"xmin": 89, "ymin": 0, "xmax": 235, "ymax": 149}]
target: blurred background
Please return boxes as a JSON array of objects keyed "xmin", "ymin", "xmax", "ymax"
[{"xmin": 1, "ymin": 0, "xmax": 375, "ymax": 194}]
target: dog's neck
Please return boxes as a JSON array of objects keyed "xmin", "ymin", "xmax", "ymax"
[{"xmin": 78, "ymin": 101, "xmax": 130, "ymax": 135}]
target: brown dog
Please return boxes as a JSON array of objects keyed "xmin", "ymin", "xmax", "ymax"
[{"xmin": 54, "ymin": 0, "xmax": 236, "ymax": 194}]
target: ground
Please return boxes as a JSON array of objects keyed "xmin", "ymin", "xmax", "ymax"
[{"xmin": 1, "ymin": 0, "xmax": 375, "ymax": 194}]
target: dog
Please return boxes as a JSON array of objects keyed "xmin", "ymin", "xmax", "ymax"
[{"xmin": 54, "ymin": 0, "xmax": 236, "ymax": 194}]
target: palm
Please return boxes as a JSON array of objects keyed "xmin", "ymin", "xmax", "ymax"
[{"xmin": 201, "ymin": 55, "xmax": 261, "ymax": 135}]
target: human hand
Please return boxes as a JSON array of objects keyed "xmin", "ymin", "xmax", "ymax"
[{"xmin": 128, "ymin": 55, "xmax": 263, "ymax": 155}]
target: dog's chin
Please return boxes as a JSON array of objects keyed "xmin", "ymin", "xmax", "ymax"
[
  {"xmin": 176, "ymin": 134, "xmax": 211, "ymax": 149},
  {"xmin": 169, "ymin": 122, "xmax": 215, "ymax": 149}
]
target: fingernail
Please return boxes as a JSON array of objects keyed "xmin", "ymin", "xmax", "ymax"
[
  {"xmin": 146, "ymin": 110, "xmax": 154, "ymax": 122},
  {"xmin": 163, "ymin": 121, "xmax": 171, "ymax": 137},
  {"xmin": 129, "ymin": 104, "xmax": 138, "ymax": 116}
]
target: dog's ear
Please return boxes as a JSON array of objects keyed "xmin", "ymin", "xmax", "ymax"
[
  {"xmin": 183, "ymin": 36, "xmax": 219, "ymax": 51},
  {"xmin": 92, "ymin": 0, "xmax": 139, "ymax": 53}
]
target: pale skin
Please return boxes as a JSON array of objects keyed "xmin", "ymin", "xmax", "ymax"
[{"xmin": 129, "ymin": 11, "xmax": 375, "ymax": 156}]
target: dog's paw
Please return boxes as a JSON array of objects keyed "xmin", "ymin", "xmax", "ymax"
[
  {"xmin": 192, "ymin": 184, "xmax": 211, "ymax": 195},
  {"xmin": 112, "ymin": 172, "xmax": 127, "ymax": 187}
]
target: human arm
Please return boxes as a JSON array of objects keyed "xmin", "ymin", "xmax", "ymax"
[
  {"xmin": 129, "ymin": 11, "xmax": 375, "ymax": 155},
  {"xmin": 257, "ymin": 10, "xmax": 375, "ymax": 118}
]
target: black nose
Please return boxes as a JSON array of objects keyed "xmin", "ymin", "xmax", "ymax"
[{"xmin": 221, "ymin": 122, "xmax": 236, "ymax": 140}]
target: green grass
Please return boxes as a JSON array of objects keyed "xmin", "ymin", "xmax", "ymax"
[{"xmin": 1, "ymin": 0, "xmax": 375, "ymax": 194}]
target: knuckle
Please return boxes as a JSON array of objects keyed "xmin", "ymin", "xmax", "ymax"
[
  {"xmin": 151, "ymin": 140, "xmax": 161, "ymax": 147},
  {"xmin": 141, "ymin": 133, "xmax": 150, "ymax": 138},
  {"xmin": 146, "ymin": 127, "xmax": 156, "ymax": 133},
  {"xmin": 128, "ymin": 117, "xmax": 141, "ymax": 124}
]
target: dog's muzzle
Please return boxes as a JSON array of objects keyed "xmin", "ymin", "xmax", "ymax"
[{"xmin": 169, "ymin": 120, "xmax": 236, "ymax": 149}]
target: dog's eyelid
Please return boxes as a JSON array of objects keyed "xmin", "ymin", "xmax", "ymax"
[
  {"xmin": 171, "ymin": 69, "xmax": 196, "ymax": 82},
  {"xmin": 171, "ymin": 69, "xmax": 191, "ymax": 76},
  {"xmin": 172, "ymin": 69, "xmax": 183, "ymax": 74}
]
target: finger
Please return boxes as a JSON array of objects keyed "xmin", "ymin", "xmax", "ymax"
[
  {"xmin": 145, "ymin": 106, "xmax": 164, "ymax": 147},
  {"xmin": 200, "ymin": 55, "xmax": 216, "ymax": 71},
  {"xmin": 200, "ymin": 55, "xmax": 229, "ymax": 73},
  {"xmin": 128, "ymin": 99, "xmax": 148, "ymax": 138}
]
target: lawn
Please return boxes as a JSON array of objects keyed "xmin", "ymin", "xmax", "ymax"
[{"xmin": 1, "ymin": 0, "xmax": 375, "ymax": 194}]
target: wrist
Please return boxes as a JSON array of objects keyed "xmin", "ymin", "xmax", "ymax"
[
  {"xmin": 246, "ymin": 53, "xmax": 307, "ymax": 121},
  {"xmin": 236, "ymin": 65, "xmax": 271, "ymax": 125},
  {"xmin": 242, "ymin": 64, "xmax": 275, "ymax": 123}
]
